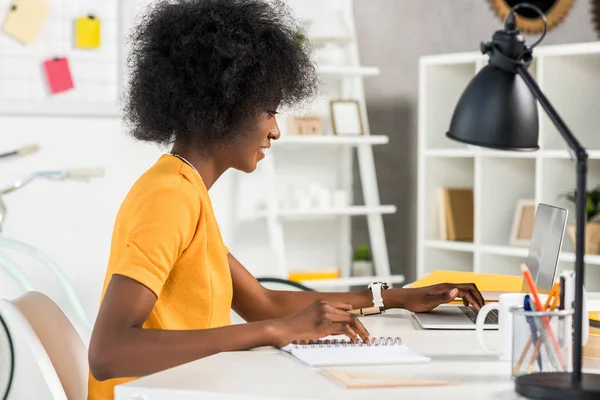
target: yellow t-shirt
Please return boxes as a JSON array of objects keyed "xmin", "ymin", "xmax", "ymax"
[{"xmin": 87, "ymin": 154, "xmax": 232, "ymax": 400}]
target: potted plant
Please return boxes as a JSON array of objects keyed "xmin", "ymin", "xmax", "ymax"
[
  {"xmin": 351, "ymin": 244, "xmax": 373, "ymax": 277},
  {"xmin": 561, "ymin": 185, "xmax": 600, "ymax": 254}
]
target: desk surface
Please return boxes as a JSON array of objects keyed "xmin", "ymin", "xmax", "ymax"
[{"xmin": 115, "ymin": 309, "xmax": 600, "ymax": 400}]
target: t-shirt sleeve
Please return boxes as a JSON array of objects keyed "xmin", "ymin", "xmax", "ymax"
[{"xmin": 113, "ymin": 180, "xmax": 200, "ymax": 297}]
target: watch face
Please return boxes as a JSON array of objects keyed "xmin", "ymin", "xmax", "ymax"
[{"xmin": 369, "ymin": 282, "xmax": 389, "ymax": 290}]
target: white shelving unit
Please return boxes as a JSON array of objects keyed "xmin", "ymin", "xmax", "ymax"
[
  {"xmin": 417, "ymin": 41, "xmax": 600, "ymax": 291},
  {"xmin": 228, "ymin": 0, "xmax": 403, "ymax": 290}
]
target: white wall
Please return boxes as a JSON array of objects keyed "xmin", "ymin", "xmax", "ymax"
[{"xmin": 0, "ymin": 115, "xmax": 236, "ymax": 325}]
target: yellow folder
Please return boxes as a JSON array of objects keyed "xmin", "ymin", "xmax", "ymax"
[{"xmin": 410, "ymin": 270, "xmax": 523, "ymax": 303}]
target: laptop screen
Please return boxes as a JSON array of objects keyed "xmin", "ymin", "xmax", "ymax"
[{"xmin": 523, "ymin": 203, "xmax": 568, "ymax": 294}]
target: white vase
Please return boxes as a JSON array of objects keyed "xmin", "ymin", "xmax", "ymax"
[{"xmin": 352, "ymin": 261, "xmax": 373, "ymax": 277}]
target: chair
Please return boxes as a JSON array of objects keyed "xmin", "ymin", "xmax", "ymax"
[{"xmin": 0, "ymin": 291, "xmax": 88, "ymax": 399}]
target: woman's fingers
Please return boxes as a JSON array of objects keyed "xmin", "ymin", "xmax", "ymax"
[{"xmin": 326, "ymin": 309, "xmax": 372, "ymax": 343}]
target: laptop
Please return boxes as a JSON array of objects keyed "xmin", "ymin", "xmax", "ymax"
[{"xmin": 412, "ymin": 203, "xmax": 568, "ymax": 330}]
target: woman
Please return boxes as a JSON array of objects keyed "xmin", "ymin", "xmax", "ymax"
[{"xmin": 87, "ymin": 0, "xmax": 484, "ymax": 398}]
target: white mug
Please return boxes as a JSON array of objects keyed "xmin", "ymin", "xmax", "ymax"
[{"xmin": 475, "ymin": 293, "xmax": 528, "ymax": 361}]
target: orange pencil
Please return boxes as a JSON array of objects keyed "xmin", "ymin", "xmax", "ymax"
[{"xmin": 520, "ymin": 264, "xmax": 566, "ymax": 368}]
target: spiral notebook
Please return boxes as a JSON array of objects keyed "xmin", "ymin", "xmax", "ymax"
[{"xmin": 280, "ymin": 337, "xmax": 431, "ymax": 367}]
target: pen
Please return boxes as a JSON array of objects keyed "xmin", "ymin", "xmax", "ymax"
[
  {"xmin": 514, "ymin": 295, "xmax": 541, "ymax": 374},
  {"xmin": 528, "ymin": 296, "xmax": 561, "ymax": 371},
  {"xmin": 525, "ymin": 295, "xmax": 542, "ymax": 371}
]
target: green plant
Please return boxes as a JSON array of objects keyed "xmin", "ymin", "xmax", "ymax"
[
  {"xmin": 561, "ymin": 184, "xmax": 600, "ymax": 222},
  {"xmin": 293, "ymin": 29, "xmax": 308, "ymax": 47},
  {"xmin": 352, "ymin": 245, "xmax": 372, "ymax": 262}
]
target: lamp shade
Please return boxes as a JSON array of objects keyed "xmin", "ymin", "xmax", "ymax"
[{"xmin": 446, "ymin": 65, "xmax": 540, "ymax": 151}]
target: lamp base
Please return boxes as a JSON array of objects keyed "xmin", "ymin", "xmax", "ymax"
[{"xmin": 515, "ymin": 372, "xmax": 600, "ymax": 400}]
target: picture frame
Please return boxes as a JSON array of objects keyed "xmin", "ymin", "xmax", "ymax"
[
  {"xmin": 509, "ymin": 199, "xmax": 536, "ymax": 246},
  {"xmin": 330, "ymin": 100, "xmax": 364, "ymax": 135}
]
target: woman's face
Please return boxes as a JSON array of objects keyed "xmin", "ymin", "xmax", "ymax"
[{"xmin": 231, "ymin": 110, "xmax": 280, "ymax": 173}]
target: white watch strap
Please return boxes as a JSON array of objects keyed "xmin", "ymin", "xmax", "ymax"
[{"xmin": 371, "ymin": 283, "xmax": 384, "ymax": 309}]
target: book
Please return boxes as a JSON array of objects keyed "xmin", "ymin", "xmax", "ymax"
[
  {"xmin": 280, "ymin": 337, "xmax": 430, "ymax": 367},
  {"xmin": 438, "ymin": 187, "xmax": 474, "ymax": 241}
]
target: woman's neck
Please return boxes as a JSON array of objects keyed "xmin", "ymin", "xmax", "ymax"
[{"xmin": 170, "ymin": 144, "xmax": 227, "ymax": 190}]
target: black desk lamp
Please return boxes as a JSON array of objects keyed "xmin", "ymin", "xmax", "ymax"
[{"xmin": 446, "ymin": 3, "xmax": 600, "ymax": 398}]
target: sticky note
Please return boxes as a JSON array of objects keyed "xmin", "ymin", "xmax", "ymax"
[
  {"xmin": 2, "ymin": 0, "xmax": 51, "ymax": 45},
  {"xmin": 43, "ymin": 58, "xmax": 74, "ymax": 94},
  {"xmin": 75, "ymin": 15, "xmax": 101, "ymax": 49}
]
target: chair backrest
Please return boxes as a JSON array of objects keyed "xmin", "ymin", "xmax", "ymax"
[{"xmin": 4, "ymin": 292, "xmax": 88, "ymax": 400}]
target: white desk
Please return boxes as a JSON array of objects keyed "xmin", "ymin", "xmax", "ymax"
[{"xmin": 114, "ymin": 308, "xmax": 600, "ymax": 400}]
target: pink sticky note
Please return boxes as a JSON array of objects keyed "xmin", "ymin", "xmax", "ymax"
[{"xmin": 43, "ymin": 57, "xmax": 74, "ymax": 94}]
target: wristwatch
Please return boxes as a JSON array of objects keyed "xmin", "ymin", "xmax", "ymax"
[{"xmin": 368, "ymin": 281, "xmax": 390, "ymax": 313}]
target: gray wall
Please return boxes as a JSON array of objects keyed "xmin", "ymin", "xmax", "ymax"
[{"xmin": 352, "ymin": 0, "xmax": 598, "ymax": 284}]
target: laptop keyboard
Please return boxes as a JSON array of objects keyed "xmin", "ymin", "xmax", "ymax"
[{"xmin": 459, "ymin": 306, "xmax": 499, "ymax": 325}]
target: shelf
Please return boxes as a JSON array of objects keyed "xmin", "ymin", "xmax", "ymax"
[
  {"xmin": 543, "ymin": 150, "xmax": 600, "ymax": 160},
  {"xmin": 318, "ymin": 65, "xmax": 380, "ymax": 76},
  {"xmin": 558, "ymin": 252, "xmax": 600, "ymax": 266},
  {"xmin": 298, "ymin": 274, "xmax": 406, "ymax": 289},
  {"xmin": 424, "ymin": 240, "xmax": 475, "ymax": 252},
  {"xmin": 479, "ymin": 245, "xmax": 528, "ymax": 257},
  {"xmin": 279, "ymin": 205, "xmax": 396, "ymax": 218},
  {"xmin": 259, "ymin": 206, "xmax": 397, "ymax": 220},
  {"xmin": 275, "ymin": 135, "xmax": 388, "ymax": 146},
  {"xmin": 478, "ymin": 150, "xmax": 537, "ymax": 158}
]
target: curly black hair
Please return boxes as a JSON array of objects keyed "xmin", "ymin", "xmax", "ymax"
[{"xmin": 123, "ymin": 0, "xmax": 319, "ymax": 151}]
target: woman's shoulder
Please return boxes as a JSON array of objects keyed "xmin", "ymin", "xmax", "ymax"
[{"xmin": 125, "ymin": 155, "xmax": 202, "ymax": 208}]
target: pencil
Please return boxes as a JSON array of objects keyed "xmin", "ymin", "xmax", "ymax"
[
  {"xmin": 526, "ymin": 339, "xmax": 543, "ymax": 373},
  {"xmin": 513, "ymin": 336, "xmax": 533, "ymax": 374}
]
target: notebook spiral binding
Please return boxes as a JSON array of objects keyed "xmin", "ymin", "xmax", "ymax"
[{"xmin": 290, "ymin": 336, "xmax": 402, "ymax": 348}]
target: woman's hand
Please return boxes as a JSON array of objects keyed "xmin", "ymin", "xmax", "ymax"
[
  {"xmin": 394, "ymin": 283, "xmax": 485, "ymax": 313},
  {"xmin": 269, "ymin": 299, "xmax": 373, "ymax": 347}
]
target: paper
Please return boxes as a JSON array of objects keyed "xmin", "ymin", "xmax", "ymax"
[
  {"xmin": 43, "ymin": 58, "xmax": 74, "ymax": 94},
  {"xmin": 75, "ymin": 15, "xmax": 101, "ymax": 49},
  {"xmin": 2, "ymin": 0, "xmax": 50, "ymax": 44}
]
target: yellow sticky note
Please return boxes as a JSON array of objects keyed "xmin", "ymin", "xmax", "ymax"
[
  {"xmin": 2, "ymin": 0, "xmax": 50, "ymax": 45},
  {"xmin": 75, "ymin": 15, "xmax": 101, "ymax": 49}
]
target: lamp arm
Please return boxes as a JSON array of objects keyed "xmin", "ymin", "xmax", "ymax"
[{"xmin": 516, "ymin": 64, "xmax": 588, "ymax": 384}]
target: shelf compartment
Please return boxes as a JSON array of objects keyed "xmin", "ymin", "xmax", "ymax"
[
  {"xmin": 477, "ymin": 253, "xmax": 525, "ymax": 277},
  {"xmin": 423, "ymin": 157, "xmax": 474, "ymax": 241},
  {"xmin": 421, "ymin": 61, "xmax": 477, "ymax": 150},
  {"xmin": 538, "ymin": 53, "xmax": 600, "ymax": 150},
  {"xmin": 478, "ymin": 157, "xmax": 536, "ymax": 246},
  {"xmin": 420, "ymin": 248, "xmax": 473, "ymax": 278},
  {"xmin": 539, "ymin": 158, "xmax": 600, "ymax": 253}
]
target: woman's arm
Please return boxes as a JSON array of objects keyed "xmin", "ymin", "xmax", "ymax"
[
  {"xmin": 229, "ymin": 254, "xmax": 485, "ymax": 322},
  {"xmin": 88, "ymin": 273, "xmax": 371, "ymax": 381}
]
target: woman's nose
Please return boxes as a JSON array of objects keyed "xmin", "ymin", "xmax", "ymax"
[{"xmin": 270, "ymin": 122, "xmax": 281, "ymax": 139}]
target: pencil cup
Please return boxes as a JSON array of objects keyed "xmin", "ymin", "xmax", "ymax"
[{"xmin": 509, "ymin": 306, "xmax": 573, "ymax": 379}]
